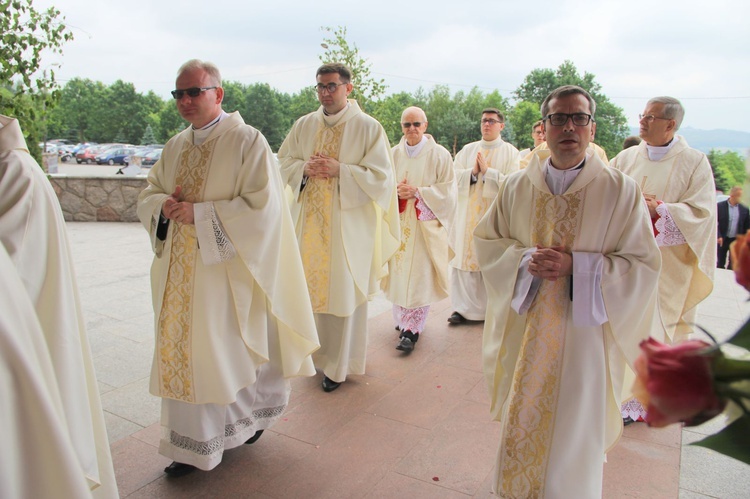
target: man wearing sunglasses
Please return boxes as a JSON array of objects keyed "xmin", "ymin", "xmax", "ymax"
[
  {"xmin": 475, "ymin": 85, "xmax": 661, "ymax": 498},
  {"xmin": 381, "ymin": 107, "xmax": 457, "ymax": 353},
  {"xmin": 138, "ymin": 59, "xmax": 319, "ymax": 477},
  {"xmin": 611, "ymin": 96, "xmax": 716, "ymax": 345},
  {"xmin": 448, "ymin": 108, "xmax": 520, "ymax": 326},
  {"xmin": 278, "ymin": 63, "xmax": 399, "ymax": 393}
]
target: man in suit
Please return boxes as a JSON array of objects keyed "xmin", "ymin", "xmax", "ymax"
[{"xmin": 717, "ymin": 186, "xmax": 750, "ymax": 269}]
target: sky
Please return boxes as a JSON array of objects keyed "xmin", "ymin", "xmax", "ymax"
[{"xmin": 34, "ymin": 0, "xmax": 750, "ymax": 133}]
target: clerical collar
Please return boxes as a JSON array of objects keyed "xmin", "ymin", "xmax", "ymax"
[
  {"xmin": 192, "ymin": 111, "xmax": 228, "ymax": 146},
  {"xmin": 544, "ymin": 156, "xmax": 586, "ymax": 195},
  {"xmin": 322, "ymin": 102, "xmax": 350, "ymax": 126},
  {"xmin": 405, "ymin": 135, "xmax": 428, "ymax": 158},
  {"xmin": 646, "ymin": 135, "xmax": 679, "ymax": 161},
  {"xmin": 479, "ymin": 136, "xmax": 504, "ymax": 148}
]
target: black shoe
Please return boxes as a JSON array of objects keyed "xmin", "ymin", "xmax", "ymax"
[
  {"xmin": 245, "ymin": 429, "xmax": 264, "ymax": 444},
  {"xmin": 447, "ymin": 311, "xmax": 467, "ymax": 324},
  {"xmin": 395, "ymin": 325, "xmax": 401, "ymax": 331},
  {"xmin": 322, "ymin": 376, "xmax": 342, "ymax": 392},
  {"xmin": 396, "ymin": 330, "xmax": 419, "ymax": 352},
  {"xmin": 623, "ymin": 416, "xmax": 635, "ymax": 426},
  {"xmin": 164, "ymin": 461, "xmax": 197, "ymax": 477}
]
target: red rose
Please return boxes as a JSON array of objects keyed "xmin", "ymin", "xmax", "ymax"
[
  {"xmin": 730, "ymin": 230, "xmax": 750, "ymax": 291},
  {"xmin": 632, "ymin": 338, "xmax": 725, "ymax": 427}
]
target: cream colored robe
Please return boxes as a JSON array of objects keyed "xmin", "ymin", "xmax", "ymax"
[
  {"xmin": 0, "ymin": 116, "xmax": 118, "ymax": 497},
  {"xmin": 610, "ymin": 136, "xmax": 716, "ymax": 341},
  {"xmin": 137, "ymin": 112, "xmax": 319, "ymax": 405},
  {"xmin": 382, "ymin": 135, "xmax": 457, "ymax": 308},
  {"xmin": 451, "ymin": 137, "xmax": 520, "ymax": 273},
  {"xmin": 278, "ymin": 100, "xmax": 400, "ymax": 316},
  {"xmin": 475, "ymin": 154, "xmax": 661, "ymax": 498},
  {"xmin": 0, "ymin": 245, "xmax": 94, "ymax": 498}
]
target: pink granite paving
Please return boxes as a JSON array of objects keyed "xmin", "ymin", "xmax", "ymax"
[{"xmin": 111, "ymin": 298, "xmax": 680, "ymax": 497}]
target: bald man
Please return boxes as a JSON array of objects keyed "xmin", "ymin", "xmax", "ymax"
[{"xmin": 382, "ymin": 107, "xmax": 456, "ymax": 352}]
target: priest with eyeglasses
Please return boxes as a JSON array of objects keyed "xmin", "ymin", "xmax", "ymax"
[{"xmin": 475, "ymin": 85, "xmax": 662, "ymax": 498}]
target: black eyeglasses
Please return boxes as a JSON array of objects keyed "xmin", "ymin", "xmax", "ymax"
[
  {"xmin": 171, "ymin": 86, "xmax": 217, "ymax": 99},
  {"xmin": 544, "ymin": 113, "xmax": 594, "ymax": 126},
  {"xmin": 315, "ymin": 82, "xmax": 347, "ymax": 94},
  {"xmin": 401, "ymin": 122, "xmax": 424, "ymax": 128},
  {"xmin": 481, "ymin": 118, "xmax": 503, "ymax": 125}
]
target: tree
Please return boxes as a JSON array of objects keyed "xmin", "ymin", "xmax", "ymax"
[
  {"xmin": 371, "ymin": 91, "xmax": 416, "ymax": 146},
  {"xmin": 514, "ymin": 60, "xmax": 628, "ymax": 158},
  {"xmin": 1, "ymin": 0, "xmax": 73, "ymax": 161},
  {"xmin": 140, "ymin": 124, "xmax": 157, "ymax": 145},
  {"xmin": 242, "ymin": 82, "xmax": 291, "ymax": 151},
  {"xmin": 319, "ymin": 25, "xmax": 387, "ymax": 113},
  {"xmin": 709, "ymin": 149, "xmax": 747, "ymax": 193},
  {"xmin": 507, "ymin": 101, "xmax": 541, "ymax": 150}
]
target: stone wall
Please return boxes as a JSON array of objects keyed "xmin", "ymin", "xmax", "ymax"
[{"xmin": 50, "ymin": 175, "xmax": 147, "ymax": 222}]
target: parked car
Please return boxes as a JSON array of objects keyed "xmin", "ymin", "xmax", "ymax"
[
  {"xmin": 76, "ymin": 146, "xmax": 100, "ymax": 164},
  {"xmin": 96, "ymin": 147, "xmax": 135, "ymax": 165},
  {"xmin": 140, "ymin": 148, "xmax": 162, "ymax": 167}
]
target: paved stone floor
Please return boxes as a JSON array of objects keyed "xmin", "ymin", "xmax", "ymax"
[{"xmin": 67, "ymin": 222, "xmax": 750, "ymax": 498}]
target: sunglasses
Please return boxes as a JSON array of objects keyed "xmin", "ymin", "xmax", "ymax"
[
  {"xmin": 171, "ymin": 86, "xmax": 217, "ymax": 99},
  {"xmin": 401, "ymin": 122, "xmax": 424, "ymax": 128}
]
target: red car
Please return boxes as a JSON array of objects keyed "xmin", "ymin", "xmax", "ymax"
[{"xmin": 75, "ymin": 147, "xmax": 99, "ymax": 164}]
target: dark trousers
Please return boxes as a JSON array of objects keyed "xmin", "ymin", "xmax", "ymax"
[{"xmin": 718, "ymin": 237, "xmax": 736, "ymax": 269}]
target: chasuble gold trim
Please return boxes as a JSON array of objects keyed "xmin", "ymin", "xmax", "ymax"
[
  {"xmin": 498, "ymin": 189, "xmax": 583, "ymax": 498},
  {"xmin": 157, "ymin": 141, "xmax": 214, "ymax": 402},
  {"xmin": 461, "ymin": 149, "xmax": 493, "ymax": 270},
  {"xmin": 300, "ymin": 122, "xmax": 344, "ymax": 312}
]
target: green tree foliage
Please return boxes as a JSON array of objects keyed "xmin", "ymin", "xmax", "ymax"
[
  {"xmin": 371, "ymin": 91, "xmax": 416, "ymax": 145},
  {"xmin": 1, "ymin": 0, "xmax": 73, "ymax": 161},
  {"xmin": 319, "ymin": 25, "xmax": 387, "ymax": 113},
  {"xmin": 514, "ymin": 60, "xmax": 628, "ymax": 158},
  {"xmin": 140, "ymin": 124, "xmax": 157, "ymax": 145},
  {"xmin": 242, "ymin": 82, "xmax": 291, "ymax": 151},
  {"xmin": 709, "ymin": 149, "xmax": 747, "ymax": 193},
  {"xmin": 508, "ymin": 101, "xmax": 541, "ymax": 150}
]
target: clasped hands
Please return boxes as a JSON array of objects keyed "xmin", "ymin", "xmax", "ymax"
[
  {"xmin": 304, "ymin": 153, "xmax": 340, "ymax": 179},
  {"xmin": 528, "ymin": 245, "xmax": 573, "ymax": 281},
  {"xmin": 397, "ymin": 178, "xmax": 417, "ymax": 200},
  {"xmin": 161, "ymin": 185, "xmax": 194, "ymax": 225},
  {"xmin": 472, "ymin": 152, "xmax": 489, "ymax": 176}
]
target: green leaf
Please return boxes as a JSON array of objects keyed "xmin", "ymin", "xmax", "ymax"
[
  {"xmin": 690, "ymin": 416, "xmax": 750, "ymax": 465},
  {"xmin": 726, "ymin": 316, "xmax": 750, "ymax": 350}
]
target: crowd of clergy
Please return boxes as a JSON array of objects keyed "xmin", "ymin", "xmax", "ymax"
[{"xmin": 0, "ymin": 58, "xmax": 718, "ymax": 498}]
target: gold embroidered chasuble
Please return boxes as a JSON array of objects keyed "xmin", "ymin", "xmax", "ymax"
[
  {"xmin": 611, "ymin": 136, "xmax": 716, "ymax": 342},
  {"xmin": 382, "ymin": 135, "xmax": 457, "ymax": 308},
  {"xmin": 278, "ymin": 100, "xmax": 400, "ymax": 317},
  {"xmin": 475, "ymin": 155, "xmax": 661, "ymax": 498},
  {"xmin": 451, "ymin": 137, "xmax": 519, "ymax": 272},
  {"xmin": 138, "ymin": 112, "xmax": 319, "ymax": 406}
]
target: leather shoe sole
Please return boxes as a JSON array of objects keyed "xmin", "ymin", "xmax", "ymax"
[
  {"xmin": 447, "ymin": 312, "xmax": 467, "ymax": 324},
  {"xmin": 396, "ymin": 337, "xmax": 415, "ymax": 352},
  {"xmin": 322, "ymin": 376, "xmax": 342, "ymax": 392},
  {"xmin": 245, "ymin": 429, "xmax": 264, "ymax": 444},
  {"xmin": 164, "ymin": 461, "xmax": 197, "ymax": 477}
]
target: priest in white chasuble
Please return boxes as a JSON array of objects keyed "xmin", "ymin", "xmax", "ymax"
[
  {"xmin": 381, "ymin": 107, "xmax": 457, "ymax": 353},
  {"xmin": 475, "ymin": 86, "xmax": 662, "ymax": 499},
  {"xmin": 138, "ymin": 60, "xmax": 319, "ymax": 477},
  {"xmin": 0, "ymin": 245, "xmax": 95, "ymax": 499},
  {"xmin": 0, "ymin": 115, "xmax": 118, "ymax": 497},
  {"xmin": 278, "ymin": 63, "xmax": 400, "ymax": 393},
  {"xmin": 448, "ymin": 108, "xmax": 519, "ymax": 326},
  {"xmin": 611, "ymin": 96, "xmax": 716, "ymax": 344}
]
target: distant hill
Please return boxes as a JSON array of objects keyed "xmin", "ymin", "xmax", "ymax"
[{"xmin": 629, "ymin": 127, "xmax": 750, "ymax": 156}]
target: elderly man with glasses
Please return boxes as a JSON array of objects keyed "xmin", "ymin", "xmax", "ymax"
[
  {"xmin": 381, "ymin": 106, "xmax": 457, "ymax": 352},
  {"xmin": 278, "ymin": 63, "xmax": 399, "ymax": 393},
  {"xmin": 448, "ymin": 108, "xmax": 520, "ymax": 326},
  {"xmin": 475, "ymin": 85, "xmax": 662, "ymax": 498},
  {"xmin": 138, "ymin": 59, "xmax": 319, "ymax": 477},
  {"xmin": 611, "ymin": 96, "xmax": 716, "ymax": 346}
]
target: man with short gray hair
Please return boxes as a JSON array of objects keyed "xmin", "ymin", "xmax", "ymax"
[{"xmin": 611, "ymin": 96, "xmax": 716, "ymax": 344}]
